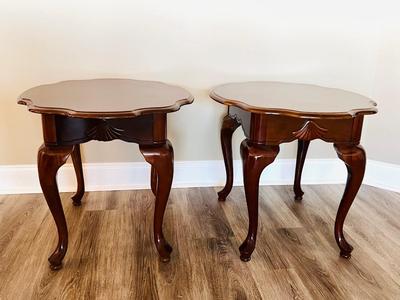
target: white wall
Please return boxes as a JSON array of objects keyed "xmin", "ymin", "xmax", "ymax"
[{"xmin": 0, "ymin": 0, "xmax": 399, "ymax": 165}]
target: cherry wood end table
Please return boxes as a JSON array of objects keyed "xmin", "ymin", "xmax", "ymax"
[
  {"xmin": 18, "ymin": 78, "xmax": 193, "ymax": 269},
  {"xmin": 210, "ymin": 81, "xmax": 377, "ymax": 262}
]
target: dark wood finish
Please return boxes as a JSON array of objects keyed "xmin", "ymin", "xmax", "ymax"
[
  {"xmin": 71, "ymin": 144, "xmax": 85, "ymax": 206},
  {"xmin": 210, "ymin": 81, "xmax": 377, "ymax": 261},
  {"xmin": 239, "ymin": 140, "xmax": 279, "ymax": 261},
  {"xmin": 333, "ymin": 144, "xmax": 366, "ymax": 258},
  {"xmin": 37, "ymin": 144, "xmax": 73, "ymax": 270},
  {"xmin": 210, "ymin": 81, "xmax": 377, "ymax": 118},
  {"xmin": 19, "ymin": 79, "xmax": 193, "ymax": 269},
  {"xmin": 18, "ymin": 79, "xmax": 194, "ymax": 118},
  {"xmin": 218, "ymin": 113, "xmax": 240, "ymax": 201},
  {"xmin": 139, "ymin": 141, "xmax": 174, "ymax": 262},
  {"xmin": 294, "ymin": 140, "xmax": 310, "ymax": 200},
  {"xmin": 150, "ymin": 166, "xmax": 158, "ymax": 196}
]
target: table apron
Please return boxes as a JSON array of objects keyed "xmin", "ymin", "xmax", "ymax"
[
  {"xmin": 228, "ymin": 107, "xmax": 363, "ymax": 145},
  {"xmin": 41, "ymin": 113, "xmax": 167, "ymax": 146}
]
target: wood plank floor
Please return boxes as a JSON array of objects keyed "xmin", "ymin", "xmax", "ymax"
[{"xmin": 1, "ymin": 184, "xmax": 400, "ymax": 299}]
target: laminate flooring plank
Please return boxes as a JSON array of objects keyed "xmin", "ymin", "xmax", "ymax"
[{"xmin": 1, "ymin": 185, "xmax": 400, "ymax": 299}]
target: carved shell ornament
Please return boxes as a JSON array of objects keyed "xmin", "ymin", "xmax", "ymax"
[
  {"xmin": 293, "ymin": 121, "xmax": 328, "ymax": 141},
  {"xmin": 87, "ymin": 120, "xmax": 125, "ymax": 141}
]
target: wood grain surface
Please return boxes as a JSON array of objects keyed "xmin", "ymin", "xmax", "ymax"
[
  {"xmin": 210, "ymin": 82, "xmax": 377, "ymax": 118},
  {"xmin": 1, "ymin": 185, "xmax": 399, "ymax": 299},
  {"xmin": 18, "ymin": 79, "xmax": 194, "ymax": 118}
]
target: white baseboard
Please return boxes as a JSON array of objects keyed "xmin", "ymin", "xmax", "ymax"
[
  {"xmin": 0, "ymin": 159, "xmax": 398, "ymax": 194},
  {"xmin": 364, "ymin": 160, "xmax": 400, "ymax": 193}
]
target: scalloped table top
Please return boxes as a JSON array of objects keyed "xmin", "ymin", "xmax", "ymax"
[
  {"xmin": 210, "ymin": 81, "xmax": 377, "ymax": 118},
  {"xmin": 18, "ymin": 79, "xmax": 194, "ymax": 118}
]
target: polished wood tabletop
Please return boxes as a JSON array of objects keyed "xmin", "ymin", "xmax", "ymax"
[
  {"xmin": 210, "ymin": 81, "xmax": 377, "ymax": 262},
  {"xmin": 18, "ymin": 78, "xmax": 193, "ymax": 269},
  {"xmin": 19, "ymin": 78, "xmax": 194, "ymax": 118},
  {"xmin": 210, "ymin": 81, "xmax": 377, "ymax": 118}
]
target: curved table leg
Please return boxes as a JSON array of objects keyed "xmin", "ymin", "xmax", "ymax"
[
  {"xmin": 140, "ymin": 140, "xmax": 174, "ymax": 262},
  {"xmin": 293, "ymin": 140, "xmax": 310, "ymax": 200},
  {"xmin": 38, "ymin": 144, "xmax": 73, "ymax": 270},
  {"xmin": 239, "ymin": 139, "xmax": 280, "ymax": 261},
  {"xmin": 333, "ymin": 144, "xmax": 366, "ymax": 258},
  {"xmin": 218, "ymin": 114, "xmax": 240, "ymax": 201},
  {"xmin": 71, "ymin": 144, "xmax": 85, "ymax": 206},
  {"xmin": 150, "ymin": 166, "xmax": 158, "ymax": 196}
]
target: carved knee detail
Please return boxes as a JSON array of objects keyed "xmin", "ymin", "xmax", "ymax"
[{"xmin": 140, "ymin": 141, "xmax": 174, "ymax": 173}]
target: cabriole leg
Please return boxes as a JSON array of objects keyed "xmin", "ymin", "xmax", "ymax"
[
  {"xmin": 333, "ymin": 144, "xmax": 366, "ymax": 258},
  {"xmin": 71, "ymin": 144, "xmax": 85, "ymax": 206},
  {"xmin": 218, "ymin": 114, "xmax": 240, "ymax": 201},
  {"xmin": 140, "ymin": 141, "xmax": 174, "ymax": 262},
  {"xmin": 293, "ymin": 140, "xmax": 310, "ymax": 200},
  {"xmin": 38, "ymin": 144, "xmax": 73, "ymax": 270},
  {"xmin": 239, "ymin": 139, "xmax": 279, "ymax": 261}
]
